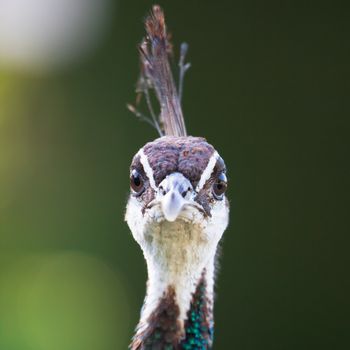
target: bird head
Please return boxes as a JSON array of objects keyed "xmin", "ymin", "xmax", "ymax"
[{"xmin": 125, "ymin": 135, "xmax": 229, "ymax": 252}]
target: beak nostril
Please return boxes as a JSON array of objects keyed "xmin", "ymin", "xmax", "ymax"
[
  {"xmin": 158, "ymin": 172, "xmax": 193, "ymax": 202},
  {"xmin": 181, "ymin": 187, "xmax": 192, "ymax": 198},
  {"xmin": 159, "ymin": 186, "xmax": 166, "ymax": 195}
]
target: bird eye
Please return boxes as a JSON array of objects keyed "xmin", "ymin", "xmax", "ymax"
[
  {"xmin": 212, "ymin": 173, "xmax": 227, "ymax": 200},
  {"xmin": 130, "ymin": 169, "xmax": 145, "ymax": 195}
]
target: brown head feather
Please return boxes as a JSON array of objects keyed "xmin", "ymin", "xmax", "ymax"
[{"xmin": 138, "ymin": 5, "xmax": 187, "ymax": 137}]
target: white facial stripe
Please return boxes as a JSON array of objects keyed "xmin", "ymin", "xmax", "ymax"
[
  {"xmin": 137, "ymin": 148, "xmax": 157, "ymax": 191},
  {"xmin": 195, "ymin": 151, "xmax": 219, "ymax": 192}
]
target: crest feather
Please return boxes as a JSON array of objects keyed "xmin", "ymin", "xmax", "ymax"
[{"xmin": 130, "ymin": 5, "xmax": 188, "ymax": 137}]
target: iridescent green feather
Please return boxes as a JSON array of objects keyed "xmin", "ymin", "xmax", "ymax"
[{"xmin": 180, "ymin": 278, "xmax": 213, "ymax": 350}]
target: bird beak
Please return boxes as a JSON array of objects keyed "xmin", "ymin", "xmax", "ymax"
[
  {"xmin": 158, "ymin": 172, "xmax": 193, "ymax": 222},
  {"xmin": 161, "ymin": 189, "xmax": 186, "ymax": 222}
]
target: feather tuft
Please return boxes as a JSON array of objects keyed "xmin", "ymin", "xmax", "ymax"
[{"xmin": 129, "ymin": 5, "xmax": 189, "ymax": 137}]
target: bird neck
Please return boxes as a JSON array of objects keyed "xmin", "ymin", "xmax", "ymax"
[{"xmin": 130, "ymin": 220, "xmax": 218, "ymax": 349}]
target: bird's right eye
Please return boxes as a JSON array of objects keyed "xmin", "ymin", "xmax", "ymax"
[{"xmin": 130, "ymin": 169, "xmax": 145, "ymax": 195}]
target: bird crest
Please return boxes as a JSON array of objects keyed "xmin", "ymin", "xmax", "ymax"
[{"xmin": 127, "ymin": 5, "xmax": 190, "ymax": 137}]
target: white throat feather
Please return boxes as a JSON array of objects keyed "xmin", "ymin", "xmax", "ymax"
[{"xmin": 125, "ymin": 193, "xmax": 229, "ymax": 339}]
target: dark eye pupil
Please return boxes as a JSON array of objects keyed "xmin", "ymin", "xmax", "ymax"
[
  {"xmin": 130, "ymin": 170, "xmax": 144, "ymax": 194},
  {"xmin": 133, "ymin": 175, "xmax": 141, "ymax": 187},
  {"xmin": 214, "ymin": 182, "xmax": 225, "ymax": 194},
  {"xmin": 212, "ymin": 173, "xmax": 227, "ymax": 199}
]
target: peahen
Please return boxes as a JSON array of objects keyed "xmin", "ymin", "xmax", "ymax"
[{"xmin": 125, "ymin": 5, "xmax": 229, "ymax": 349}]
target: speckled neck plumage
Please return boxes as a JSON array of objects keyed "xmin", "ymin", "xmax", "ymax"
[
  {"xmin": 131, "ymin": 270, "xmax": 214, "ymax": 350},
  {"xmin": 180, "ymin": 273, "xmax": 214, "ymax": 349},
  {"xmin": 129, "ymin": 217, "xmax": 220, "ymax": 349}
]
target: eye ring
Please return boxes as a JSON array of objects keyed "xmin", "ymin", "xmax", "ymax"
[
  {"xmin": 130, "ymin": 169, "xmax": 145, "ymax": 195},
  {"xmin": 212, "ymin": 172, "xmax": 227, "ymax": 200}
]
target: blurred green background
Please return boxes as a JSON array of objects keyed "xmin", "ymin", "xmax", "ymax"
[{"xmin": 0, "ymin": 0, "xmax": 349, "ymax": 349}]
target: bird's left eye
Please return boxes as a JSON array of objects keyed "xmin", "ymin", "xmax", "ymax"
[
  {"xmin": 130, "ymin": 169, "xmax": 145, "ymax": 195},
  {"xmin": 212, "ymin": 173, "xmax": 227, "ymax": 200}
]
